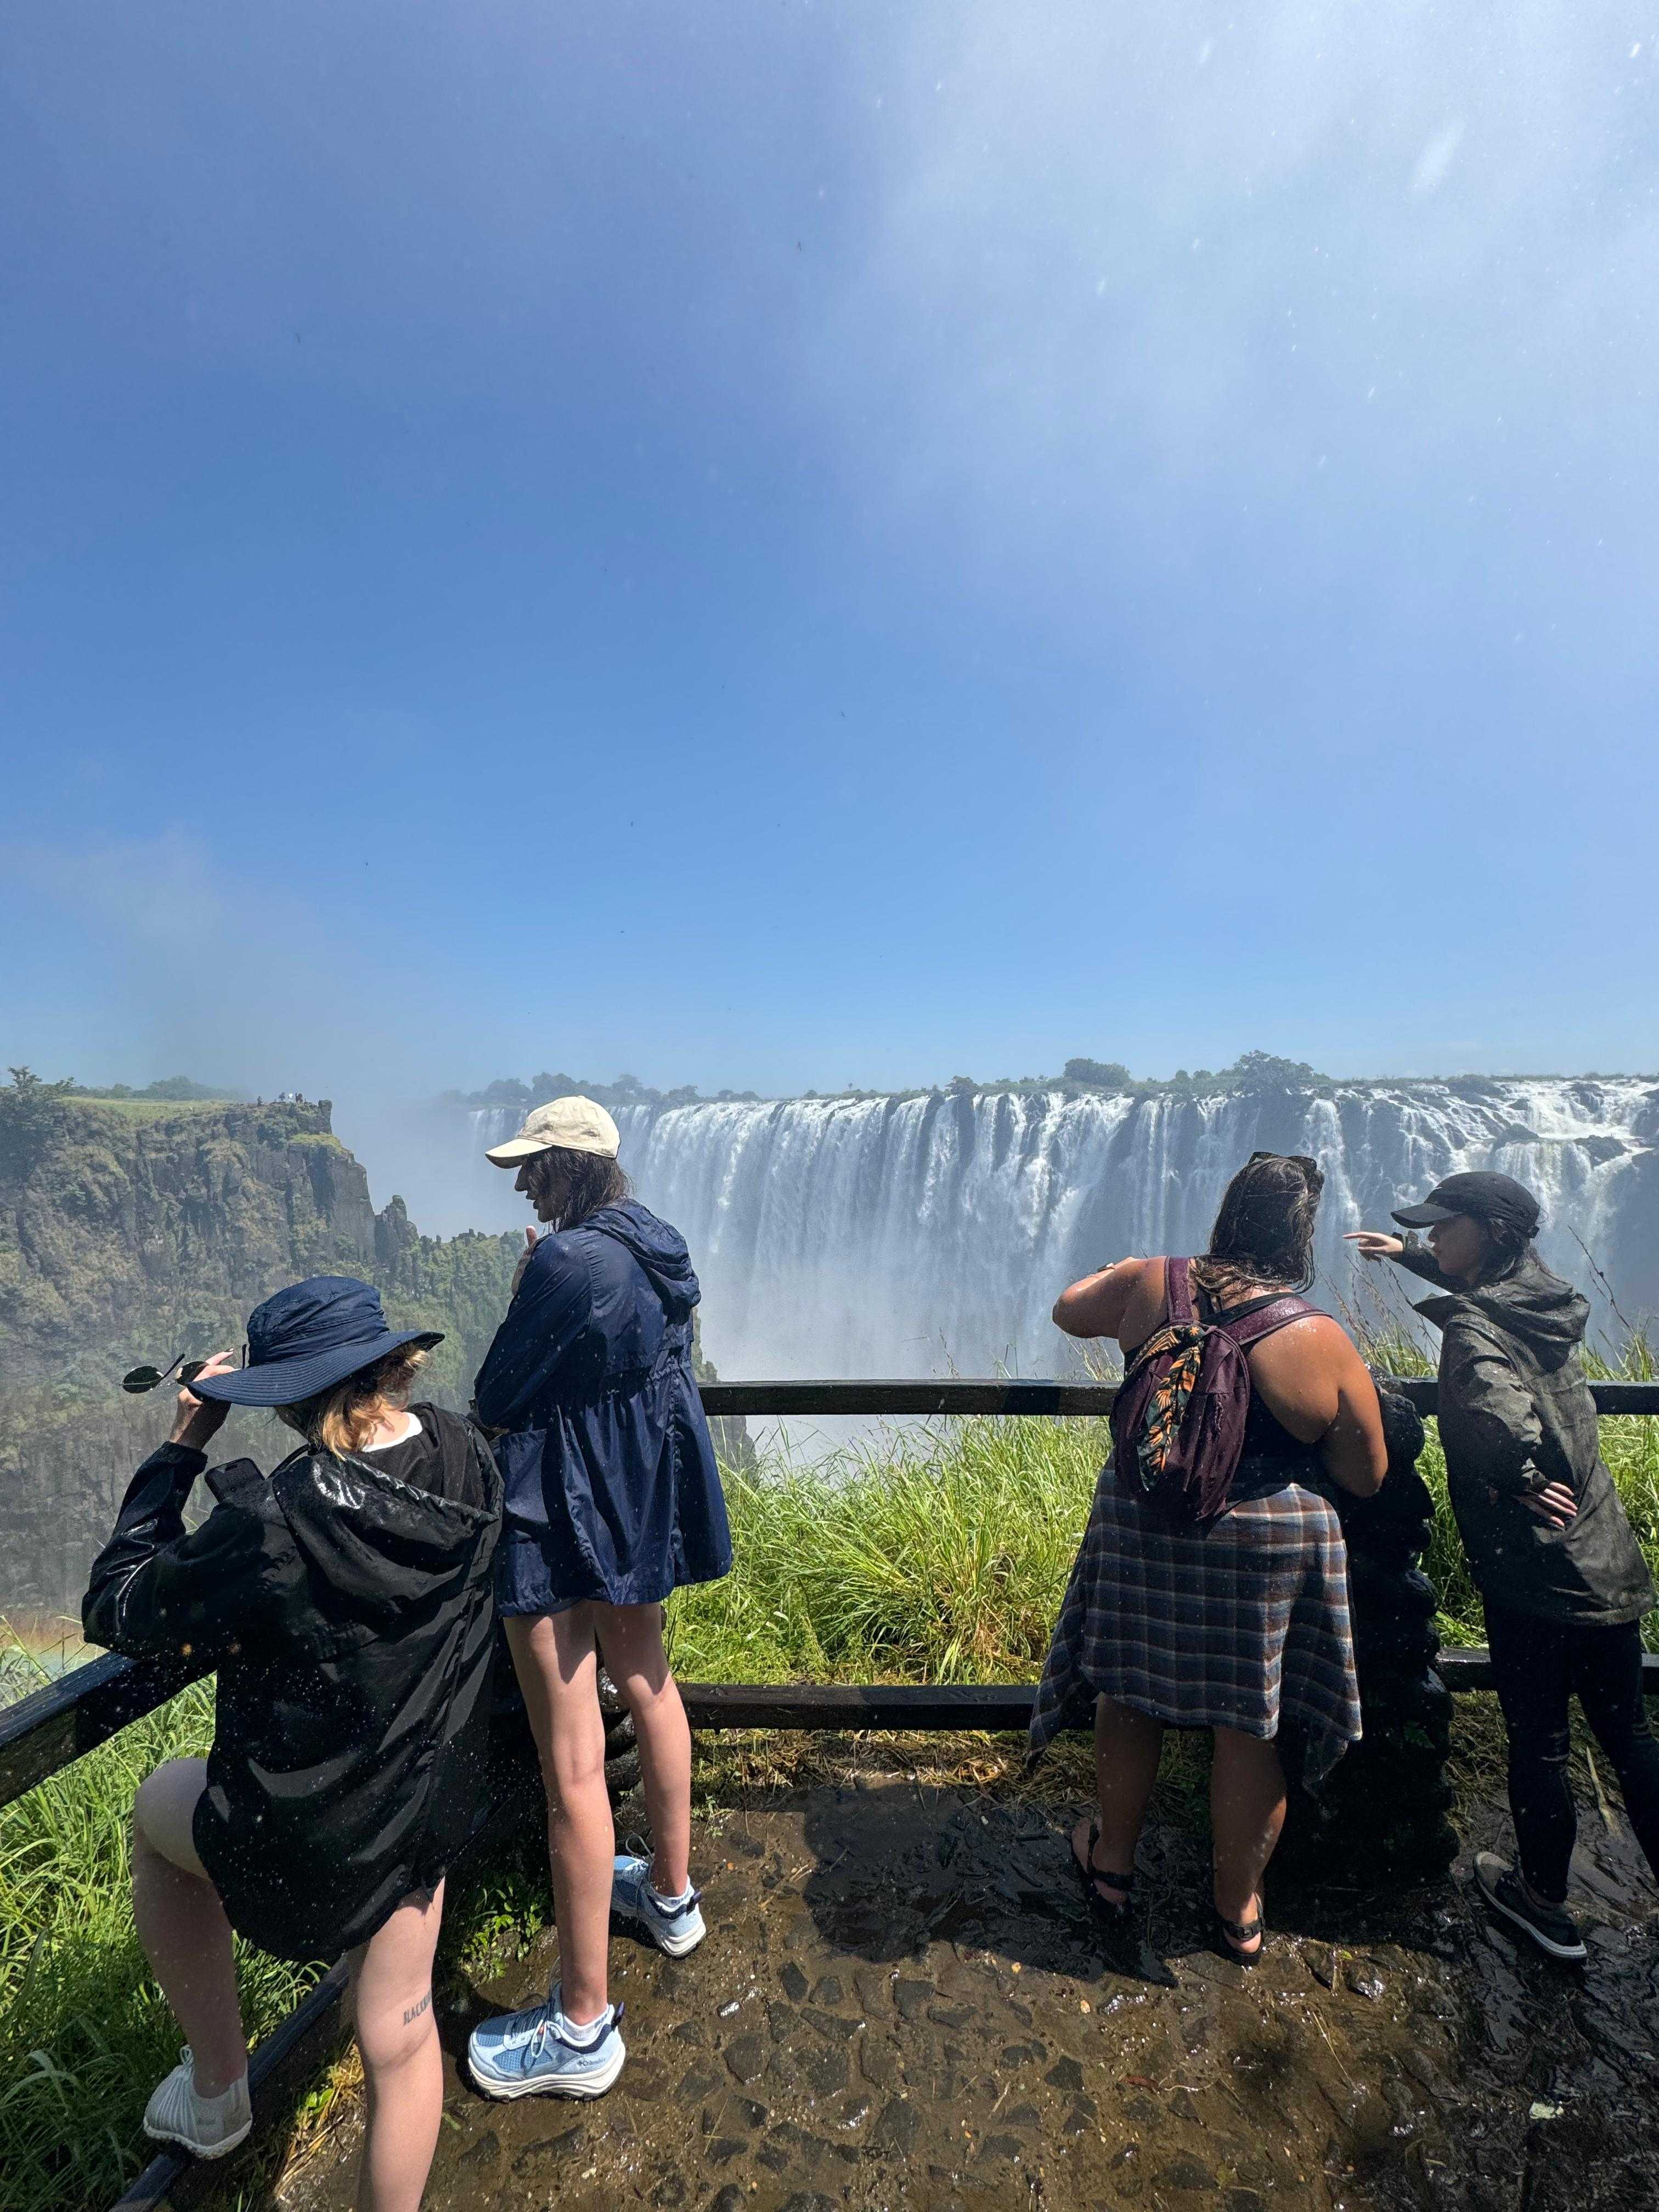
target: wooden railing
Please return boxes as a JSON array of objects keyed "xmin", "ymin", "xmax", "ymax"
[{"xmin": 5, "ymin": 1373, "xmax": 1658, "ymax": 1813}]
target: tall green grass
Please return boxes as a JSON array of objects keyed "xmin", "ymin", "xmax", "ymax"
[
  {"xmin": 667, "ymin": 1414, "xmax": 1107, "ymax": 1684},
  {"xmin": 0, "ymin": 1645, "xmax": 323, "ymax": 2212},
  {"xmin": 4, "ymin": 1349, "xmax": 1655, "ymax": 2210}
]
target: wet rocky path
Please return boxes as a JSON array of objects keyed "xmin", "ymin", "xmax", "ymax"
[{"xmin": 268, "ymin": 1760, "xmax": 1659, "ymax": 2212}]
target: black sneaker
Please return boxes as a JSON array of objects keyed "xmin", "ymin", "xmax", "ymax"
[{"xmin": 1474, "ymin": 1852, "xmax": 1588, "ymax": 1963}]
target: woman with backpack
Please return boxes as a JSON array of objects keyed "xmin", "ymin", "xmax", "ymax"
[
  {"xmin": 1350, "ymin": 1172, "xmax": 1657, "ymax": 1962},
  {"xmin": 82, "ymin": 1278, "xmax": 503, "ymax": 2211},
  {"xmin": 464, "ymin": 1097, "xmax": 732, "ymax": 2100},
  {"xmin": 1030, "ymin": 1153, "xmax": 1386, "ymax": 1973}
]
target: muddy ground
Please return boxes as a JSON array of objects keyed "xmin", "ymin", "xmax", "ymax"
[{"xmin": 261, "ymin": 1731, "xmax": 1659, "ymax": 2212}]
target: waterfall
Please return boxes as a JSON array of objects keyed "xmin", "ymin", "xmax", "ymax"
[{"xmin": 377, "ymin": 1079, "xmax": 1659, "ymax": 1378}]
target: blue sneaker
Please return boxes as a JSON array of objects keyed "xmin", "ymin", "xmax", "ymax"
[
  {"xmin": 612, "ymin": 1852, "xmax": 707, "ymax": 1957},
  {"xmin": 466, "ymin": 1985, "xmax": 626, "ymax": 2101}
]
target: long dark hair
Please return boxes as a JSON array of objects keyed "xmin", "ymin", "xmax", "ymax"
[
  {"xmin": 1191, "ymin": 1150, "xmax": 1324, "ymax": 1302},
  {"xmin": 524, "ymin": 1143, "xmax": 633, "ymax": 1231},
  {"xmin": 1474, "ymin": 1213, "xmax": 1536, "ymax": 1285}
]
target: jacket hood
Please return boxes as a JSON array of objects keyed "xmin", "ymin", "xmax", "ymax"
[
  {"xmin": 1416, "ymin": 1252, "xmax": 1589, "ymax": 1368},
  {"xmin": 262, "ymin": 1406, "xmax": 500, "ymax": 1628},
  {"xmin": 582, "ymin": 1199, "xmax": 702, "ymax": 1321}
]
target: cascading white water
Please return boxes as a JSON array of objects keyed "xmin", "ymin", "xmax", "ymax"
[{"xmin": 405, "ymin": 1078, "xmax": 1659, "ymax": 1378}]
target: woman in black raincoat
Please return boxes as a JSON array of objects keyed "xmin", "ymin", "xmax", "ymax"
[
  {"xmin": 1352, "ymin": 1171, "xmax": 1657, "ymax": 1962},
  {"xmin": 83, "ymin": 1277, "xmax": 501, "ymax": 2207},
  {"xmin": 465, "ymin": 1097, "xmax": 731, "ymax": 2101}
]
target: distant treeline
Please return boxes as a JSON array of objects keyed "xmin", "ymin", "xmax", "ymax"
[
  {"xmin": 445, "ymin": 1050, "xmax": 1641, "ymax": 1112},
  {"xmin": 25, "ymin": 1074, "xmax": 245, "ymax": 1103}
]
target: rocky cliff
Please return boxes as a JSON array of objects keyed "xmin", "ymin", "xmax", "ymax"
[{"xmin": 0, "ymin": 1087, "xmax": 520, "ymax": 1619}]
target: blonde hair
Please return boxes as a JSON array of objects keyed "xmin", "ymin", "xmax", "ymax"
[{"xmin": 276, "ymin": 1345, "xmax": 431, "ymax": 1457}]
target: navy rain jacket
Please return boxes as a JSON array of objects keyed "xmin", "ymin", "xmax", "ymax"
[{"xmin": 475, "ymin": 1200, "xmax": 733, "ymax": 1615}]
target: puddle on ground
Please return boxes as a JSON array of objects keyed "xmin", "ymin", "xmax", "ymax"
[{"xmin": 275, "ymin": 1772, "xmax": 1658, "ymax": 2212}]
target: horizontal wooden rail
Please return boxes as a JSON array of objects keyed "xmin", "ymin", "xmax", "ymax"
[
  {"xmin": 0, "ymin": 1648, "xmax": 212, "ymax": 1810},
  {"xmin": 5, "ymin": 1372, "xmax": 1656, "ymax": 1813},
  {"xmin": 701, "ymin": 1376, "xmax": 1659, "ymax": 1418},
  {"xmin": 681, "ymin": 1680, "xmax": 1036, "ymax": 1729}
]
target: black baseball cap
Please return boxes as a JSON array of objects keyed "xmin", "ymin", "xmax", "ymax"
[{"xmin": 1391, "ymin": 1171, "xmax": 1541, "ymax": 1238}]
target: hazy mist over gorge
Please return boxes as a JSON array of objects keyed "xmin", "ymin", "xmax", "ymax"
[{"xmin": 342, "ymin": 1065, "xmax": 1659, "ymax": 1382}]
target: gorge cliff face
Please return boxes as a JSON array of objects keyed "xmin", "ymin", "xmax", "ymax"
[{"xmin": 0, "ymin": 1093, "xmax": 518, "ymax": 1619}]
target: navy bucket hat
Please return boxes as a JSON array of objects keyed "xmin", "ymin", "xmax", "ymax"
[{"xmin": 189, "ymin": 1276, "xmax": 443, "ymax": 1407}]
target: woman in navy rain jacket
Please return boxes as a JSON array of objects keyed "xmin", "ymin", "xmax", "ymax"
[{"xmin": 466, "ymin": 1097, "xmax": 731, "ymax": 2101}]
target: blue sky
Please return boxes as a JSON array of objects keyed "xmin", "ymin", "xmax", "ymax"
[{"xmin": 3, "ymin": 2, "xmax": 1655, "ymax": 1103}]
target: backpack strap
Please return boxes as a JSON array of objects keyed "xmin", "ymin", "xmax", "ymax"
[
  {"xmin": 1165, "ymin": 1256, "xmax": 1195, "ymax": 1325},
  {"xmin": 1217, "ymin": 1294, "xmax": 1320, "ymax": 1352}
]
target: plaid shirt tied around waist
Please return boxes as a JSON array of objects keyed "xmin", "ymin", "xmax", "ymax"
[{"xmin": 1028, "ymin": 1457, "xmax": 1361, "ymax": 1787}]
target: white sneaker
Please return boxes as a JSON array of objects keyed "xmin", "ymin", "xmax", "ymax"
[
  {"xmin": 142, "ymin": 2047, "xmax": 253, "ymax": 2159},
  {"xmin": 611, "ymin": 1852, "xmax": 707, "ymax": 1957}
]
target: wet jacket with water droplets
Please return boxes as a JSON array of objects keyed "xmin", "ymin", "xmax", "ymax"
[
  {"xmin": 82, "ymin": 1404, "xmax": 502, "ymax": 1960},
  {"xmin": 475, "ymin": 1200, "xmax": 732, "ymax": 1614},
  {"xmin": 1397, "ymin": 1239, "xmax": 1653, "ymax": 1626}
]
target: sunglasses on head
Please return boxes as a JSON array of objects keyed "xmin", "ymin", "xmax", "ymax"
[{"xmin": 1247, "ymin": 1150, "xmax": 1319, "ymax": 1178}]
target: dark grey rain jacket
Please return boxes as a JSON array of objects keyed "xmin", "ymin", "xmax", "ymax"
[{"xmin": 1396, "ymin": 1238, "xmax": 1653, "ymax": 1627}]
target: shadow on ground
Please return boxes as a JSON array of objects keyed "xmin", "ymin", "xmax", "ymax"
[{"xmin": 264, "ymin": 1739, "xmax": 1659, "ymax": 2212}]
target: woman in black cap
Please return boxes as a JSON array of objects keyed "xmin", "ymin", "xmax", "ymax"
[
  {"xmin": 1350, "ymin": 1175, "xmax": 1658, "ymax": 1960},
  {"xmin": 82, "ymin": 1276, "xmax": 501, "ymax": 2209}
]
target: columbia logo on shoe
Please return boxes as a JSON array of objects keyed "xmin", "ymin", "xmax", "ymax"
[{"xmin": 467, "ymin": 1988, "xmax": 627, "ymax": 2101}]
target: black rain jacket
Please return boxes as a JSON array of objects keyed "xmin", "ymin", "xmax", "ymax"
[
  {"xmin": 1396, "ymin": 1238, "xmax": 1654, "ymax": 1627},
  {"xmin": 83, "ymin": 1404, "xmax": 503, "ymax": 1961}
]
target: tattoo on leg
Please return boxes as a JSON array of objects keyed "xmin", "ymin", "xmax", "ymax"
[{"xmin": 402, "ymin": 1991, "xmax": 432, "ymax": 2026}]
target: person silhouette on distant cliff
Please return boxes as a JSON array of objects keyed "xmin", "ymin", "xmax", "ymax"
[
  {"xmin": 1350, "ymin": 1174, "xmax": 1658, "ymax": 1962},
  {"xmin": 465, "ymin": 1096, "xmax": 731, "ymax": 2100},
  {"xmin": 1031, "ymin": 1154, "xmax": 1387, "ymax": 1977},
  {"xmin": 82, "ymin": 1278, "xmax": 501, "ymax": 2211}
]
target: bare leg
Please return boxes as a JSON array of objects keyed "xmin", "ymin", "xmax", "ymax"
[
  {"xmin": 505, "ymin": 1608, "xmax": 613, "ymax": 2024},
  {"xmin": 349, "ymin": 1883, "xmax": 445, "ymax": 2212},
  {"xmin": 132, "ymin": 1759, "xmax": 248, "ymax": 2095},
  {"xmin": 1074, "ymin": 1696, "xmax": 1165, "ymax": 1905},
  {"xmin": 595, "ymin": 1602, "xmax": 692, "ymax": 1898},
  {"xmin": 1210, "ymin": 1728, "xmax": 1286, "ymax": 1953}
]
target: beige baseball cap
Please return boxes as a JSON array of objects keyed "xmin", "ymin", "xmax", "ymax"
[{"xmin": 484, "ymin": 1094, "xmax": 622, "ymax": 1167}]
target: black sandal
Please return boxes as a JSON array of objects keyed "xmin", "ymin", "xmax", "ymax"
[
  {"xmin": 1214, "ymin": 1908, "xmax": 1264, "ymax": 1968},
  {"xmin": 1069, "ymin": 1822, "xmax": 1177, "ymax": 1988},
  {"xmin": 1071, "ymin": 1821, "xmax": 1136, "ymax": 1915}
]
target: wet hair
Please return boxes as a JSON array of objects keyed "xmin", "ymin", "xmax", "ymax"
[
  {"xmin": 524, "ymin": 1143, "xmax": 633, "ymax": 1231},
  {"xmin": 1190, "ymin": 1150, "xmax": 1324, "ymax": 1302},
  {"xmin": 277, "ymin": 1344, "xmax": 430, "ymax": 1458}
]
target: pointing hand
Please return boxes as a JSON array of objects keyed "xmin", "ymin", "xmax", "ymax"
[{"xmin": 1345, "ymin": 1232, "xmax": 1403, "ymax": 1263}]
